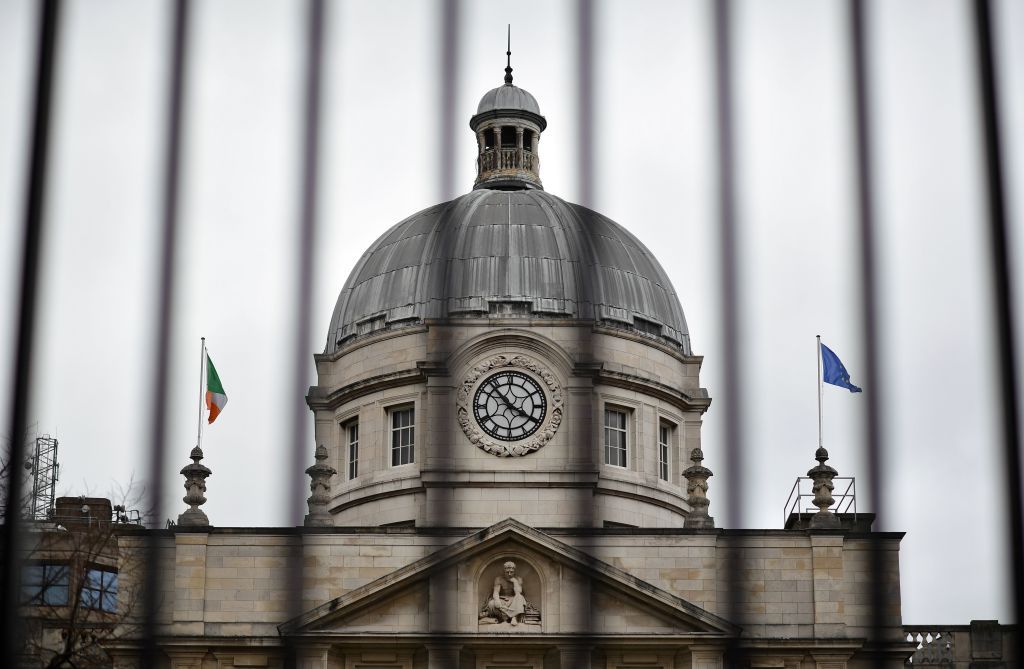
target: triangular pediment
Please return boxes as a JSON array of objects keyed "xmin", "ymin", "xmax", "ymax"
[{"xmin": 280, "ymin": 519, "xmax": 738, "ymax": 638}]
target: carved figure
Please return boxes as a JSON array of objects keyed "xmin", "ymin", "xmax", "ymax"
[{"xmin": 479, "ymin": 561, "xmax": 539, "ymax": 626}]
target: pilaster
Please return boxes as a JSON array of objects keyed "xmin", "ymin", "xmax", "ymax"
[
  {"xmin": 173, "ymin": 531, "xmax": 209, "ymax": 634},
  {"xmin": 811, "ymin": 535, "xmax": 846, "ymax": 638},
  {"xmin": 425, "ymin": 644, "xmax": 462, "ymax": 669},
  {"xmin": 557, "ymin": 645, "xmax": 592, "ymax": 669}
]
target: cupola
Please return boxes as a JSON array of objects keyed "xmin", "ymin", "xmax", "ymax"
[{"xmin": 469, "ymin": 32, "xmax": 546, "ymax": 190}]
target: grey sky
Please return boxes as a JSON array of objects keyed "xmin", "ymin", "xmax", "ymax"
[{"xmin": 1, "ymin": 0, "xmax": 1022, "ymax": 624}]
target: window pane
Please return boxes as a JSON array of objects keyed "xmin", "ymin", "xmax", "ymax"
[
  {"xmin": 22, "ymin": 565, "xmax": 70, "ymax": 605},
  {"xmin": 390, "ymin": 408, "xmax": 414, "ymax": 465},
  {"xmin": 44, "ymin": 586, "xmax": 69, "ymax": 606}
]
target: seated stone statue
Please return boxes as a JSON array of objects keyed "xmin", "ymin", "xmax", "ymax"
[{"xmin": 479, "ymin": 561, "xmax": 539, "ymax": 626}]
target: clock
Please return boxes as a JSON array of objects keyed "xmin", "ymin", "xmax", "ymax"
[
  {"xmin": 457, "ymin": 354, "xmax": 563, "ymax": 457},
  {"xmin": 473, "ymin": 370, "xmax": 547, "ymax": 441}
]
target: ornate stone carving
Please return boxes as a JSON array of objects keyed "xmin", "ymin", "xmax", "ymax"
[
  {"xmin": 683, "ymin": 447, "xmax": 715, "ymax": 529},
  {"xmin": 304, "ymin": 444, "xmax": 337, "ymax": 527},
  {"xmin": 456, "ymin": 354, "xmax": 563, "ymax": 457},
  {"xmin": 478, "ymin": 560, "xmax": 541, "ymax": 629},
  {"xmin": 807, "ymin": 446, "xmax": 840, "ymax": 529},
  {"xmin": 178, "ymin": 446, "xmax": 212, "ymax": 527}
]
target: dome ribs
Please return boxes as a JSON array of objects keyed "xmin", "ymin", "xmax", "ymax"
[{"xmin": 327, "ymin": 189, "xmax": 691, "ymax": 355}]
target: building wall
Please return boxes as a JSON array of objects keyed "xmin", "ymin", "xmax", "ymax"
[
  {"xmin": 310, "ymin": 324, "xmax": 707, "ymax": 529},
  {"xmin": 113, "ymin": 527, "xmax": 907, "ymax": 668}
]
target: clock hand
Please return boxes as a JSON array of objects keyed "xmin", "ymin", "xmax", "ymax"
[
  {"xmin": 498, "ymin": 389, "xmax": 528, "ymax": 417},
  {"xmin": 491, "ymin": 391, "xmax": 519, "ymax": 418}
]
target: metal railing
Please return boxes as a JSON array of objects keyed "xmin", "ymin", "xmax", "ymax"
[
  {"xmin": 0, "ymin": 1, "xmax": 1021, "ymax": 667},
  {"xmin": 783, "ymin": 475, "xmax": 857, "ymax": 526}
]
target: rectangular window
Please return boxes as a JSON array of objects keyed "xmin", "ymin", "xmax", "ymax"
[
  {"xmin": 82, "ymin": 568, "xmax": 118, "ymax": 612},
  {"xmin": 391, "ymin": 407, "xmax": 415, "ymax": 466},
  {"xmin": 346, "ymin": 420, "xmax": 359, "ymax": 480},
  {"xmin": 659, "ymin": 424, "xmax": 671, "ymax": 482},
  {"xmin": 604, "ymin": 408, "xmax": 628, "ymax": 468},
  {"xmin": 21, "ymin": 564, "xmax": 69, "ymax": 606}
]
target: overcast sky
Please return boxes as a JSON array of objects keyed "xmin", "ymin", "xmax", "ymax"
[{"xmin": 1, "ymin": 0, "xmax": 1022, "ymax": 625}]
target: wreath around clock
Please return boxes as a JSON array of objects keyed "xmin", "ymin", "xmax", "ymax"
[{"xmin": 456, "ymin": 354, "xmax": 563, "ymax": 457}]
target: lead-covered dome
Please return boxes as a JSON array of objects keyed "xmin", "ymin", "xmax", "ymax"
[
  {"xmin": 326, "ymin": 189, "xmax": 690, "ymax": 354},
  {"xmin": 476, "ymin": 84, "xmax": 542, "ymax": 116}
]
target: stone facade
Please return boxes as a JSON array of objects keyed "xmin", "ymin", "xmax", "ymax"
[
  {"xmin": 309, "ymin": 324, "xmax": 707, "ymax": 529},
  {"xmin": 106, "ymin": 519, "xmax": 914, "ymax": 668},
  {"xmin": 103, "ymin": 68, "xmax": 920, "ymax": 669}
]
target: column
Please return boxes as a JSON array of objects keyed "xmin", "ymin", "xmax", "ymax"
[
  {"xmin": 516, "ymin": 126, "xmax": 524, "ymax": 169},
  {"xmin": 558, "ymin": 645, "xmax": 592, "ymax": 669},
  {"xmin": 167, "ymin": 651, "xmax": 207, "ymax": 669},
  {"xmin": 686, "ymin": 646, "xmax": 723, "ymax": 669},
  {"xmin": 808, "ymin": 652, "xmax": 851, "ymax": 669},
  {"xmin": 426, "ymin": 644, "xmax": 462, "ymax": 669},
  {"xmin": 476, "ymin": 130, "xmax": 486, "ymax": 176}
]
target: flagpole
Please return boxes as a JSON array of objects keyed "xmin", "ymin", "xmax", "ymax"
[
  {"xmin": 196, "ymin": 336, "xmax": 206, "ymax": 449},
  {"xmin": 816, "ymin": 334, "xmax": 823, "ymax": 448}
]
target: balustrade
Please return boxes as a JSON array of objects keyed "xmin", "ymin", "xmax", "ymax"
[
  {"xmin": 905, "ymin": 628, "xmax": 956, "ymax": 664},
  {"xmin": 477, "ymin": 148, "xmax": 539, "ymax": 176}
]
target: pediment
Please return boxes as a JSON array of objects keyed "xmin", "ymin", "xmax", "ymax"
[{"xmin": 280, "ymin": 519, "xmax": 737, "ymax": 638}]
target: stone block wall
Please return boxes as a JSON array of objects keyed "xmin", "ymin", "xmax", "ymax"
[{"xmin": 116, "ymin": 526, "xmax": 905, "ymax": 644}]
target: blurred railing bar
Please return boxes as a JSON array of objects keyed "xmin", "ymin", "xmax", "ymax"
[
  {"xmin": 439, "ymin": 0, "xmax": 459, "ymax": 203},
  {"xmin": 141, "ymin": 0, "xmax": 190, "ymax": 665},
  {"xmin": 285, "ymin": 0, "xmax": 327, "ymax": 666},
  {"xmin": 847, "ymin": 0, "xmax": 886, "ymax": 662},
  {"xmin": 0, "ymin": 0, "xmax": 61, "ymax": 662},
  {"xmin": 711, "ymin": 1, "xmax": 746, "ymax": 664},
  {"xmin": 972, "ymin": 0, "xmax": 1024, "ymax": 660},
  {"xmin": 435, "ymin": 1, "xmax": 460, "ymax": 660},
  {"xmin": 576, "ymin": 0, "xmax": 594, "ymax": 209},
  {"xmin": 574, "ymin": 0, "xmax": 601, "ymax": 649}
]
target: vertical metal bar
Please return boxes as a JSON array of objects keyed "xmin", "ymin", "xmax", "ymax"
[
  {"xmin": 439, "ymin": 0, "xmax": 459, "ymax": 202},
  {"xmin": 0, "ymin": 0, "xmax": 61, "ymax": 662},
  {"xmin": 575, "ymin": 0, "xmax": 594, "ymax": 209},
  {"xmin": 285, "ymin": 0, "xmax": 326, "ymax": 665},
  {"xmin": 847, "ymin": 0, "xmax": 885, "ymax": 661},
  {"xmin": 434, "ymin": 2, "xmax": 460, "ymax": 662},
  {"xmin": 972, "ymin": 0, "xmax": 1024, "ymax": 659},
  {"xmin": 573, "ymin": 2, "xmax": 601, "ymax": 657},
  {"xmin": 141, "ymin": 0, "xmax": 190, "ymax": 664},
  {"xmin": 711, "ymin": 0, "xmax": 746, "ymax": 663}
]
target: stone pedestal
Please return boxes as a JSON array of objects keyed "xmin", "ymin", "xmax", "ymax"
[
  {"xmin": 807, "ymin": 447, "xmax": 840, "ymax": 529},
  {"xmin": 305, "ymin": 444, "xmax": 337, "ymax": 527},
  {"xmin": 178, "ymin": 446, "xmax": 211, "ymax": 527},
  {"xmin": 683, "ymin": 447, "xmax": 715, "ymax": 528}
]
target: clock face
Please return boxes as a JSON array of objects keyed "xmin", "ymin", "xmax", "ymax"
[{"xmin": 473, "ymin": 370, "xmax": 547, "ymax": 441}]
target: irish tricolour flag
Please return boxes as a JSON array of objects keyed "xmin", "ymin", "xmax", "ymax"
[{"xmin": 205, "ymin": 353, "xmax": 228, "ymax": 423}]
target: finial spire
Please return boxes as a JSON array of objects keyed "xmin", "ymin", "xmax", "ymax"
[{"xmin": 504, "ymin": 24, "xmax": 514, "ymax": 85}]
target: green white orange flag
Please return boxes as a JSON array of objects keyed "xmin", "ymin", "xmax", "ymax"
[{"xmin": 205, "ymin": 353, "xmax": 228, "ymax": 423}]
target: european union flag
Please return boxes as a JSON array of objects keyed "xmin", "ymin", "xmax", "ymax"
[{"xmin": 821, "ymin": 343, "xmax": 862, "ymax": 393}]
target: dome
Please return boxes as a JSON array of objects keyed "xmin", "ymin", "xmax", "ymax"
[
  {"xmin": 326, "ymin": 189, "xmax": 691, "ymax": 354},
  {"xmin": 476, "ymin": 84, "xmax": 542, "ymax": 116}
]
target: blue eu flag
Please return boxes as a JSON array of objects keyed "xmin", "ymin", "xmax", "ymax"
[{"xmin": 821, "ymin": 343, "xmax": 862, "ymax": 393}]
